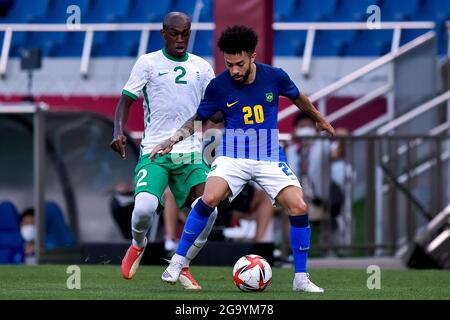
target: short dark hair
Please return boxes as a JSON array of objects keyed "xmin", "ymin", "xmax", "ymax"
[
  {"xmin": 162, "ymin": 12, "xmax": 191, "ymax": 30},
  {"xmin": 217, "ymin": 25, "xmax": 258, "ymax": 54},
  {"xmin": 293, "ymin": 112, "xmax": 314, "ymax": 126},
  {"xmin": 20, "ymin": 208, "xmax": 34, "ymax": 224}
]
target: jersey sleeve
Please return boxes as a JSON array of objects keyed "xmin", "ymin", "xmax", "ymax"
[
  {"xmin": 122, "ymin": 55, "xmax": 151, "ymax": 101},
  {"xmin": 278, "ymin": 68, "xmax": 300, "ymax": 101},
  {"xmin": 197, "ymin": 80, "xmax": 221, "ymax": 121}
]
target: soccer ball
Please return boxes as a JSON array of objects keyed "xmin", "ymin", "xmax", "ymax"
[{"xmin": 232, "ymin": 254, "xmax": 272, "ymax": 292}]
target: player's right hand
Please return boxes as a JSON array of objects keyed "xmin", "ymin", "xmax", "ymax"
[
  {"xmin": 149, "ymin": 139, "xmax": 175, "ymax": 162},
  {"xmin": 110, "ymin": 133, "xmax": 127, "ymax": 159}
]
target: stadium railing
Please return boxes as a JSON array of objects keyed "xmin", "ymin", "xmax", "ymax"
[
  {"xmin": 278, "ymin": 31, "xmax": 437, "ymax": 141},
  {"xmin": 0, "ymin": 22, "xmax": 214, "ymax": 77},
  {"xmin": 0, "ymin": 21, "xmax": 434, "ymax": 78},
  {"xmin": 278, "ymin": 133, "xmax": 449, "ymax": 257},
  {"xmin": 273, "ymin": 21, "xmax": 435, "ymax": 76}
]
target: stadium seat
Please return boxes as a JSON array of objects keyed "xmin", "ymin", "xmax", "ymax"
[
  {"xmin": 8, "ymin": 31, "xmax": 27, "ymax": 57},
  {"xmin": 416, "ymin": 0, "xmax": 450, "ymax": 21},
  {"xmin": 379, "ymin": 0, "xmax": 420, "ymax": 21},
  {"xmin": 92, "ymin": 31, "xmax": 140, "ymax": 57},
  {"xmin": 330, "ymin": 0, "xmax": 380, "ymax": 22},
  {"xmin": 191, "ymin": 30, "xmax": 213, "ymax": 57},
  {"xmin": 0, "ymin": 0, "xmax": 49, "ymax": 23},
  {"xmin": 171, "ymin": 0, "xmax": 198, "ymax": 19},
  {"xmin": 0, "ymin": 201, "xmax": 24, "ymax": 264},
  {"xmin": 84, "ymin": 0, "xmax": 130, "ymax": 23},
  {"xmin": 287, "ymin": 0, "xmax": 337, "ymax": 22},
  {"xmin": 274, "ymin": 30, "xmax": 306, "ymax": 56},
  {"xmin": 44, "ymin": 201, "xmax": 75, "ymax": 249},
  {"xmin": 345, "ymin": 29, "xmax": 392, "ymax": 56},
  {"xmin": 274, "ymin": 0, "xmax": 297, "ymax": 22},
  {"xmin": 147, "ymin": 31, "xmax": 165, "ymax": 52},
  {"xmin": 51, "ymin": 32, "xmax": 84, "ymax": 56},
  {"xmin": 25, "ymin": 32, "xmax": 67, "ymax": 57},
  {"xmin": 313, "ymin": 30, "xmax": 357, "ymax": 56},
  {"xmin": 36, "ymin": 0, "xmax": 91, "ymax": 23},
  {"xmin": 199, "ymin": 0, "xmax": 213, "ymax": 22},
  {"xmin": 400, "ymin": 29, "xmax": 429, "ymax": 46},
  {"xmin": 125, "ymin": 0, "xmax": 171, "ymax": 22}
]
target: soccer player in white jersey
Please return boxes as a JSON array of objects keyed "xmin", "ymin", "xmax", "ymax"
[
  {"xmin": 151, "ymin": 26, "xmax": 336, "ymax": 293},
  {"xmin": 110, "ymin": 12, "xmax": 217, "ymax": 290}
]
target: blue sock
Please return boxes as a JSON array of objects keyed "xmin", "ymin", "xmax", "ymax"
[
  {"xmin": 289, "ymin": 215, "xmax": 310, "ymax": 273},
  {"xmin": 176, "ymin": 199, "xmax": 215, "ymax": 257}
]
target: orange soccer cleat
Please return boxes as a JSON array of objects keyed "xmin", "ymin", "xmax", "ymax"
[
  {"xmin": 121, "ymin": 239, "xmax": 147, "ymax": 280},
  {"xmin": 178, "ymin": 267, "xmax": 202, "ymax": 290}
]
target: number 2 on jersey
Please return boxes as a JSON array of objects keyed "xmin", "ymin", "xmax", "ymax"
[
  {"xmin": 243, "ymin": 105, "xmax": 264, "ymax": 124},
  {"xmin": 136, "ymin": 169, "xmax": 148, "ymax": 187},
  {"xmin": 174, "ymin": 66, "xmax": 187, "ymax": 84}
]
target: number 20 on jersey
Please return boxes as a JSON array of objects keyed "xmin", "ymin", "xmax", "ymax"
[{"xmin": 242, "ymin": 105, "xmax": 265, "ymax": 124}]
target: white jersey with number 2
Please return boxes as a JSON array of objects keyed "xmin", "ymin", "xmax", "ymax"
[{"xmin": 122, "ymin": 49, "xmax": 215, "ymax": 155}]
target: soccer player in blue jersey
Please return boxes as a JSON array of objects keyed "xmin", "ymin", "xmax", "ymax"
[{"xmin": 150, "ymin": 26, "xmax": 335, "ymax": 292}]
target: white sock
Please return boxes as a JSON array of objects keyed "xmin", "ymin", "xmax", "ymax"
[
  {"xmin": 171, "ymin": 253, "xmax": 188, "ymax": 266},
  {"xmin": 132, "ymin": 237, "xmax": 147, "ymax": 249},
  {"xmin": 295, "ymin": 272, "xmax": 308, "ymax": 280}
]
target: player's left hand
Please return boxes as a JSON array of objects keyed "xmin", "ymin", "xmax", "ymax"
[
  {"xmin": 316, "ymin": 120, "xmax": 336, "ymax": 137},
  {"xmin": 149, "ymin": 139, "xmax": 175, "ymax": 161}
]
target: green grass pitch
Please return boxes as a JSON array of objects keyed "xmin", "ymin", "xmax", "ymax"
[{"xmin": 0, "ymin": 265, "xmax": 449, "ymax": 300}]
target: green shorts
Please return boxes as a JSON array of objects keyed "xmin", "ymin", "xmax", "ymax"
[{"xmin": 134, "ymin": 152, "xmax": 210, "ymax": 211}]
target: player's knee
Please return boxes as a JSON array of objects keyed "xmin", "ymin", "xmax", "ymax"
[
  {"xmin": 201, "ymin": 194, "xmax": 221, "ymax": 208},
  {"xmin": 133, "ymin": 192, "xmax": 159, "ymax": 225},
  {"xmin": 287, "ymin": 199, "xmax": 308, "ymax": 216}
]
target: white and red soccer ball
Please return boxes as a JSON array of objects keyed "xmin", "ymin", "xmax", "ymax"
[{"xmin": 232, "ymin": 254, "xmax": 272, "ymax": 292}]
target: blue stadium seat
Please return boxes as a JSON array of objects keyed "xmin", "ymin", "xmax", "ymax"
[
  {"xmin": 274, "ymin": 30, "xmax": 306, "ymax": 56},
  {"xmin": 400, "ymin": 29, "xmax": 429, "ymax": 46},
  {"xmin": 35, "ymin": 0, "xmax": 91, "ymax": 23},
  {"xmin": 289, "ymin": 0, "xmax": 337, "ymax": 22},
  {"xmin": 417, "ymin": 0, "xmax": 450, "ymax": 20},
  {"xmin": 0, "ymin": 201, "xmax": 24, "ymax": 264},
  {"xmin": 274, "ymin": 0, "xmax": 297, "ymax": 22},
  {"xmin": 125, "ymin": 0, "xmax": 171, "ymax": 22},
  {"xmin": 342, "ymin": 30, "xmax": 391, "ymax": 56},
  {"xmin": 25, "ymin": 32, "xmax": 67, "ymax": 56},
  {"xmin": 84, "ymin": 0, "xmax": 130, "ymax": 22},
  {"xmin": 330, "ymin": 0, "xmax": 380, "ymax": 22},
  {"xmin": 0, "ymin": 0, "xmax": 49, "ymax": 23},
  {"xmin": 313, "ymin": 30, "xmax": 357, "ymax": 56},
  {"xmin": 192, "ymin": 30, "xmax": 213, "ymax": 57},
  {"xmin": 44, "ymin": 201, "xmax": 75, "ymax": 249},
  {"xmin": 52, "ymin": 32, "xmax": 86, "ymax": 56},
  {"xmin": 379, "ymin": 0, "xmax": 420, "ymax": 21},
  {"xmin": 92, "ymin": 31, "xmax": 140, "ymax": 57},
  {"xmin": 199, "ymin": 0, "xmax": 213, "ymax": 22},
  {"xmin": 171, "ymin": 0, "xmax": 197, "ymax": 19},
  {"xmin": 147, "ymin": 30, "xmax": 165, "ymax": 52},
  {"xmin": 8, "ymin": 31, "xmax": 27, "ymax": 57}
]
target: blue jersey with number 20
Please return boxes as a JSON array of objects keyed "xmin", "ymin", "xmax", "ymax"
[{"xmin": 197, "ymin": 63, "xmax": 300, "ymax": 162}]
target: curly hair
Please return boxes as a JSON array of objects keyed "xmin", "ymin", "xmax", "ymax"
[{"xmin": 217, "ymin": 25, "xmax": 258, "ymax": 54}]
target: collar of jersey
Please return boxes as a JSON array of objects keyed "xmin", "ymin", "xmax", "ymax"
[{"xmin": 162, "ymin": 47, "xmax": 189, "ymax": 62}]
